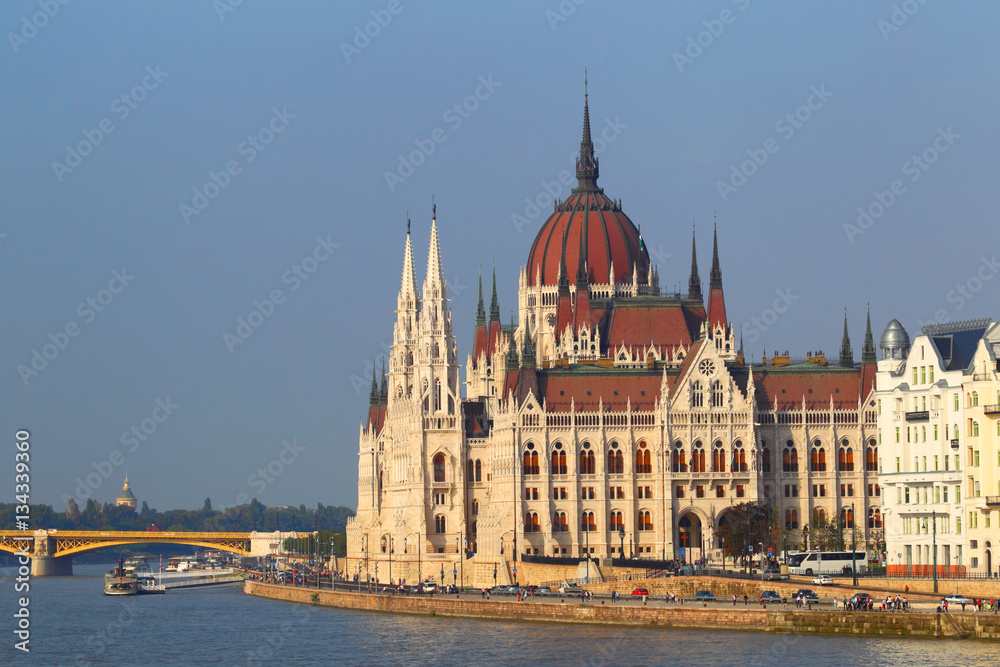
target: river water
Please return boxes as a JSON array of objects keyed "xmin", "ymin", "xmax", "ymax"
[{"xmin": 1, "ymin": 564, "xmax": 996, "ymax": 665}]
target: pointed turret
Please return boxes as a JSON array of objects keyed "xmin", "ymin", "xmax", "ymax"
[
  {"xmin": 505, "ymin": 318, "xmax": 519, "ymax": 370},
  {"xmin": 489, "ymin": 261, "xmax": 500, "ymax": 322},
  {"xmin": 574, "ymin": 71, "xmax": 599, "ymax": 191},
  {"xmin": 862, "ymin": 306, "xmax": 876, "ymax": 365},
  {"xmin": 706, "ymin": 222, "xmax": 728, "ymax": 331},
  {"xmin": 400, "ymin": 217, "xmax": 417, "ymax": 297},
  {"xmin": 687, "ymin": 226, "xmax": 702, "ymax": 300},
  {"xmin": 840, "ymin": 311, "xmax": 854, "ymax": 368},
  {"xmin": 521, "ymin": 322, "xmax": 536, "ymax": 369},
  {"xmin": 425, "ymin": 204, "xmax": 445, "ymax": 291},
  {"xmin": 369, "ymin": 365, "xmax": 380, "ymax": 407},
  {"xmin": 476, "ymin": 268, "xmax": 486, "ymax": 326}
]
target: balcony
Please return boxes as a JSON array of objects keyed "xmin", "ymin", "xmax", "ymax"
[
  {"xmin": 905, "ymin": 411, "xmax": 929, "ymax": 422},
  {"xmin": 950, "ymin": 439, "xmax": 960, "ymax": 449},
  {"xmin": 983, "ymin": 404, "xmax": 1000, "ymax": 415},
  {"xmin": 986, "ymin": 496, "xmax": 1000, "ymax": 506}
]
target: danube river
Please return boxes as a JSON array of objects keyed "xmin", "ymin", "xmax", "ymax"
[{"xmin": 2, "ymin": 564, "xmax": 996, "ymax": 665}]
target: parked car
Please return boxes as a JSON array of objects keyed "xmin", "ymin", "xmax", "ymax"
[
  {"xmin": 795, "ymin": 589, "xmax": 819, "ymax": 603},
  {"xmin": 559, "ymin": 583, "xmax": 583, "ymax": 594},
  {"xmin": 761, "ymin": 590, "xmax": 782, "ymax": 603},
  {"xmin": 537, "ymin": 586, "xmax": 552, "ymax": 595},
  {"xmin": 763, "ymin": 568, "xmax": 788, "ymax": 581},
  {"xmin": 444, "ymin": 584, "xmax": 458, "ymax": 594},
  {"xmin": 812, "ymin": 575, "xmax": 833, "ymax": 586},
  {"xmin": 422, "ymin": 581, "xmax": 437, "ymax": 593},
  {"xmin": 693, "ymin": 590, "xmax": 716, "ymax": 602},
  {"xmin": 631, "ymin": 587, "xmax": 650, "ymax": 596},
  {"xmin": 942, "ymin": 594, "xmax": 972, "ymax": 606},
  {"xmin": 409, "ymin": 584, "xmax": 421, "ymax": 594}
]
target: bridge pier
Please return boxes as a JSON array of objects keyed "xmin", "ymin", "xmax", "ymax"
[{"xmin": 31, "ymin": 555, "xmax": 73, "ymax": 577}]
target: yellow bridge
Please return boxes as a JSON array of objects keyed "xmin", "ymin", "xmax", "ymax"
[{"xmin": 0, "ymin": 529, "xmax": 275, "ymax": 576}]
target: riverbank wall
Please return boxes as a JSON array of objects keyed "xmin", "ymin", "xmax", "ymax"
[{"xmin": 244, "ymin": 581, "xmax": 1000, "ymax": 640}]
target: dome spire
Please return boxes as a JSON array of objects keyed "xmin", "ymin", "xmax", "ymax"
[
  {"xmin": 688, "ymin": 224, "xmax": 702, "ymax": 300},
  {"xmin": 369, "ymin": 364, "xmax": 380, "ymax": 406},
  {"xmin": 575, "ymin": 70, "xmax": 599, "ymax": 191}
]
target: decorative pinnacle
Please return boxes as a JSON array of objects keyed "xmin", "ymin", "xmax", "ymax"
[
  {"xmin": 476, "ymin": 267, "xmax": 486, "ymax": 326},
  {"xmin": 709, "ymin": 218, "xmax": 722, "ymax": 290},
  {"xmin": 862, "ymin": 304, "xmax": 876, "ymax": 364},
  {"xmin": 688, "ymin": 224, "xmax": 702, "ymax": 300},
  {"xmin": 840, "ymin": 309, "xmax": 854, "ymax": 368},
  {"xmin": 489, "ymin": 259, "xmax": 500, "ymax": 322}
]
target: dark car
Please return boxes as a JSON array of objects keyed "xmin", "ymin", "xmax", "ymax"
[
  {"xmin": 795, "ymin": 589, "xmax": 819, "ymax": 603},
  {"xmin": 693, "ymin": 590, "xmax": 716, "ymax": 602},
  {"xmin": 852, "ymin": 593, "xmax": 874, "ymax": 607},
  {"xmin": 761, "ymin": 590, "xmax": 782, "ymax": 603},
  {"xmin": 631, "ymin": 587, "xmax": 650, "ymax": 596}
]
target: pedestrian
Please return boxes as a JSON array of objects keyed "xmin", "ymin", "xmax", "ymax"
[
  {"xmin": 733, "ymin": 594, "xmax": 737, "ymax": 606},
  {"xmin": 743, "ymin": 594, "xmax": 748, "ymax": 605}
]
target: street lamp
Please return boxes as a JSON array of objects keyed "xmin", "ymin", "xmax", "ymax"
[
  {"xmin": 618, "ymin": 525, "xmax": 625, "ymax": 560},
  {"xmin": 851, "ymin": 501, "xmax": 858, "ymax": 588},
  {"xmin": 389, "ymin": 536, "xmax": 394, "ymax": 591}
]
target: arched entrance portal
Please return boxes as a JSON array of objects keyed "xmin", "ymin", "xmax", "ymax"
[
  {"xmin": 986, "ymin": 542, "xmax": 992, "ymax": 578},
  {"xmin": 677, "ymin": 514, "xmax": 703, "ymax": 565}
]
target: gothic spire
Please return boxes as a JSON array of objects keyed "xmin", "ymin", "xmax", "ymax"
[
  {"xmin": 476, "ymin": 268, "xmax": 486, "ymax": 326},
  {"xmin": 574, "ymin": 70, "xmax": 599, "ymax": 191},
  {"xmin": 688, "ymin": 225, "xmax": 702, "ymax": 300},
  {"xmin": 840, "ymin": 310, "xmax": 854, "ymax": 368},
  {"xmin": 400, "ymin": 216, "xmax": 417, "ymax": 297},
  {"xmin": 489, "ymin": 260, "xmax": 500, "ymax": 322},
  {"xmin": 521, "ymin": 321, "xmax": 535, "ymax": 368},
  {"xmin": 709, "ymin": 219, "xmax": 722, "ymax": 291},
  {"xmin": 862, "ymin": 305, "xmax": 876, "ymax": 364},
  {"xmin": 425, "ymin": 204, "xmax": 444, "ymax": 290},
  {"xmin": 369, "ymin": 365, "xmax": 380, "ymax": 407},
  {"xmin": 505, "ymin": 317, "xmax": 519, "ymax": 370}
]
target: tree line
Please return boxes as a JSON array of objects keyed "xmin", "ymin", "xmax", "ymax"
[{"xmin": 0, "ymin": 499, "xmax": 354, "ymax": 535}]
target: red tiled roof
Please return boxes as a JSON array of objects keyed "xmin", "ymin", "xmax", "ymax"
[
  {"xmin": 750, "ymin": 367, "xmax": 866, "ymax": 410},
  {"xmin": 607, "ymin": 303, "xmax": 703, "ymax": 355},
  {"xmin": 537, "ymin": 371, "xmax": 667, "ymax": 411}
]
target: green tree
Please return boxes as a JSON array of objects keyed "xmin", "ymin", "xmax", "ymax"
[
  {"xmin": 65, "ymin": 498, "xmax": 80, "ymax": 524},
  {"xmin": 203, "ymin": 497, "xmax": 212, "ymax": 511}
]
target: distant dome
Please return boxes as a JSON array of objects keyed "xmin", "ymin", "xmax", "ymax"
[{"xmin": 880, "ymin": 319, "xmax": 910, "ymax": 360}]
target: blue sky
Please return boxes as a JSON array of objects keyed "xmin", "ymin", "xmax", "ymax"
[{"xmin": 2, "ymin": 1, "xmax": 998, "ymax": 511}]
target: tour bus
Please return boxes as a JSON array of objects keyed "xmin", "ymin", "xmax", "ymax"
[{"xmin": 786, "ymin": 550, "xmax": 868, "ymax": 576}]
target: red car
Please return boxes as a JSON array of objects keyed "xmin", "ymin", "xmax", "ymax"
[{"xmin": 631, "ymin": 587, "xmax": 650, "ymax": 596}]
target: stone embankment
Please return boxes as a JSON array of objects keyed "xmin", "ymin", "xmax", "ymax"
[{"xmin": 244, "ymin": 580, "xmax": 1000, "ymax": 640}]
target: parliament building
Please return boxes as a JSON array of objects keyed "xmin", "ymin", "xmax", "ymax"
[{"xmin": 346, "ymin": 90, "xmax": 882, "ymax": 587}]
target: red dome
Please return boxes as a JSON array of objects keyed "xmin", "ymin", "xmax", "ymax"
[
  {"xmin": 526, "ymin": 87, "xmax": 649, "ymax": 288},
  {"xmin": 526, "ymin": 190, "xmax": 648, "ymax": 287}
]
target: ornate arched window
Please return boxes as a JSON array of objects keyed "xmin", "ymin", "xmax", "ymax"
[
  {"xmin": 525, "ymin": 512, "xmax": 539, "ymax": 533},
  {"xmin": 581, "ymin": 511, "xmax": 595, "ymax": 532},
  {"xmin": 782, "ymin": 441, "xmax": 798, "ymax": 472},
  {"xmin": 712, "ymin": 441, "xmax": 725, "ymax": 472},
  {"xmin": 865, "ymin": 442, "xmax": 877, "ymax": 472},
  {"xmin": 638, "ymin": 511, "xmax": 652, "ymax": 531},
  {"xmin": 711, "ymin": 380, "xmax": 723, "ymax": 407},
  {"xmin": 433, "ymin": 454, "xmax": 445, "ymax": 482},
  {"xmin": 435, "ymin": 515, "xmax": 446, "ymax": 533},
  {"xmin": 467, "ymin": 460, "xmax": 474, "ymax": 480},
  {"xmin": 784, "ymin": 509, "xmax": 798, "ymax": 530},
  {"xmin": 838, "ymin": 441, "xmax": 854, "ymax": 472},
  {"xmin": 472, "ymin": 500, "xmax": 479, "ymax": 515},
  {"xmin": 580, "ymin": 444, "xmax": 595, "ymax": 474},
  {"xmin": 475, "ymin": 459, "xmax": 482, "ymax": 482},
  {"xmin": 691, "ymin": 381, "xmax": 704, "ymax": 407},
  {"xmin": 434, "ymin": 380, "xmax": 442, "ymax": 412},
  {"xmin": 692, "ymin": 440, "xmax": 706, "ymax": 472},
  {"xmin": 840, "ymin": 508, "xmax": 854, "ymax": 528},
  {"xmin": 761, "ymin": 443, "xmax": 771, "ymax": 473},
  {"xmin": 733, "ymin": 440, "xmax": 746, "ymax": 472},
  {"xmin": 868, "ymin": 508, "xmax": 881, "ymax": 529},
  {"xmin": 637, "ymin": 443, "xmax": 651, "ymax": 474},
  {"xmin": 672, "ymin": 441, "xmax": 687, "ymax": 473}
]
